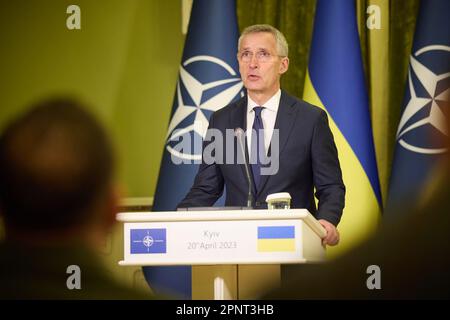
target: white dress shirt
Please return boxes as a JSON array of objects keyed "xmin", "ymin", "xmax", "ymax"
[{"xmin": 246, "ymin": 89, "xmax": 281, "ymax": 155}]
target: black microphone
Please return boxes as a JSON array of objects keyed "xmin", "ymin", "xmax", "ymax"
[{"xmin": 235, "ymin": 127, "xmax": 253, "ymax": 208}]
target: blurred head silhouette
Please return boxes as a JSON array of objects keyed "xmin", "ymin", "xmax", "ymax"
[{"xmin": 0, "ymin": 98, "xmax": 117, "ymax": 248}]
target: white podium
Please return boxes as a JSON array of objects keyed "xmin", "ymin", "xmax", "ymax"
[{"xmin": 117, "ymin": 209, "xmax": 326, "ymax": 299}]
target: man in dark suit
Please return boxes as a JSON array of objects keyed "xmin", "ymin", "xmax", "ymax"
[
  {"xmin": 0, "ymin": 98, "xmax": 157, "ymax": 299},
  {"xmin": 179, "ymin": 24, "xmax": 345, "ymax": 246}
]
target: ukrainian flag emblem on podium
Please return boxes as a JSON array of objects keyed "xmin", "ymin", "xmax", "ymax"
[{"xmin": 257, "ymin": 226, "xmax": 296, "ymax": 252}]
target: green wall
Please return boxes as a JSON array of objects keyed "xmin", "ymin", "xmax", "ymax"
[{"xmin": 0, "ymin": 0, "xmax": 184, "ymax": 198}]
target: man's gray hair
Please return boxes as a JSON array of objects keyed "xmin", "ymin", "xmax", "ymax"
[{"xmin": 238, "ymin": 24, "xmax": 288, "ymax": 57}]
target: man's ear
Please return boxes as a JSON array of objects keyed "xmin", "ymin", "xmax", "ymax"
[{"xmin": 279, "ymin": 57, "xmax": 289, "ymax": 75}]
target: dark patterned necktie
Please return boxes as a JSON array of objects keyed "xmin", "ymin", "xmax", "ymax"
[{"xmin": 251, "ymin": 106, "xmax": 265, "ymax": 193}]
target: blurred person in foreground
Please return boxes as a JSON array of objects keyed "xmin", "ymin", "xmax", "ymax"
[
  {"xmin": 263, "ymin": 100, "xmax": 450, "ymax": 299},
  {"xmin": 0, "ymin": 98, "xmax": 157, "ymax": 299}
]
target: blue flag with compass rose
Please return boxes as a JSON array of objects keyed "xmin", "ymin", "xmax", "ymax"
[
  {"xmin": 130, "ymin": 229, "xmax": 166, "ymax": 254},
  {"xmin": 147, "ymin": 0, "xmax": 243, "ymax": 299},
  {"xmin": 387, "ymin": 0, "xmax": 449, "ymax": 217}
]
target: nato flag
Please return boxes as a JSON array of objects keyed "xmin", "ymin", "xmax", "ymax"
[
  {"xmin": 146, "ymin": 0, "xmax": 243, "ymax": 298},
  {"xmin": 388, "ymin": 0, "xmax": 449, "ymax": 217},
  {"xmin": 130, "ymin": 229, "xmax": 166, "ymax": 254}
]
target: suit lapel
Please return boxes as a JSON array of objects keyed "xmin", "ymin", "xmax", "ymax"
[
  {"xmin": 257, "ymin": 90, "xmax": 298, "ymax": 195},
  {"xmin": 229, "ymin": 96, "xmax": 257, "ymax": 195}
]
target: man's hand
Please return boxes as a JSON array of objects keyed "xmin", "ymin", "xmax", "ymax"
[{"xmin": 318, "ymin": 219, "xmax": 340, "ymax": 246}]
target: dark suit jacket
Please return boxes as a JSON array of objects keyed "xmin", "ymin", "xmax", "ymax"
[{"xmin": 178, "ymin": 90, "xmax": 345, "ymax": 225}]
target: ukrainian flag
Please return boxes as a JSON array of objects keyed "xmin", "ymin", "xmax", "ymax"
[
  {"xmin": 304, "ymin": 0, "xmax": 382, "ymax": 257},
  {"xmin": 257, "ymin": 226, "xmax": 295, "ymax": 252}
]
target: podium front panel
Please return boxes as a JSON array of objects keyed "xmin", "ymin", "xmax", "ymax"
[{"xmin": 117, "ymin": 209, "xmax": 326, "ymax": 266}]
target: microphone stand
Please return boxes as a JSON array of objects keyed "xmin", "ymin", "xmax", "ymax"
[{"xmin": 235, "ymin": 128, "xmax": 253, "ymax": 208}]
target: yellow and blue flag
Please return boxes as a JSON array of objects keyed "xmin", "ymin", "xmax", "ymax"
[
  {"xmin": 257, "ymin": 226, "xmax": 296, "ymax": 252},
  {"xmin": 304, "ymin": 0, "xmax": 382, "ymax": 257}
]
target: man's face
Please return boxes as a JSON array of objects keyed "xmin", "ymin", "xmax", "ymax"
[{"xmin": 238, "ymin": 32, "xmax": 289, "ymax": 97}]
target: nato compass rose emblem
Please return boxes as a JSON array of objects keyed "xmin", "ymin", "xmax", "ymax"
[
  {"xmin": 165, "ymin": 55, "xmax": 244, "ymax": 161},
  {"xmin": 132, "ymin": 230, "xmax": 164, "ymax": 253},
  {"xmin": 396, "ymin": 45, "xmax": 449, "ymax": 154}
]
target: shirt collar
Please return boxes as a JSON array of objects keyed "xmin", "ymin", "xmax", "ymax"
[{"xmin": 247, "ymin": 89, "xmax": 281, "ymax": 113}]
